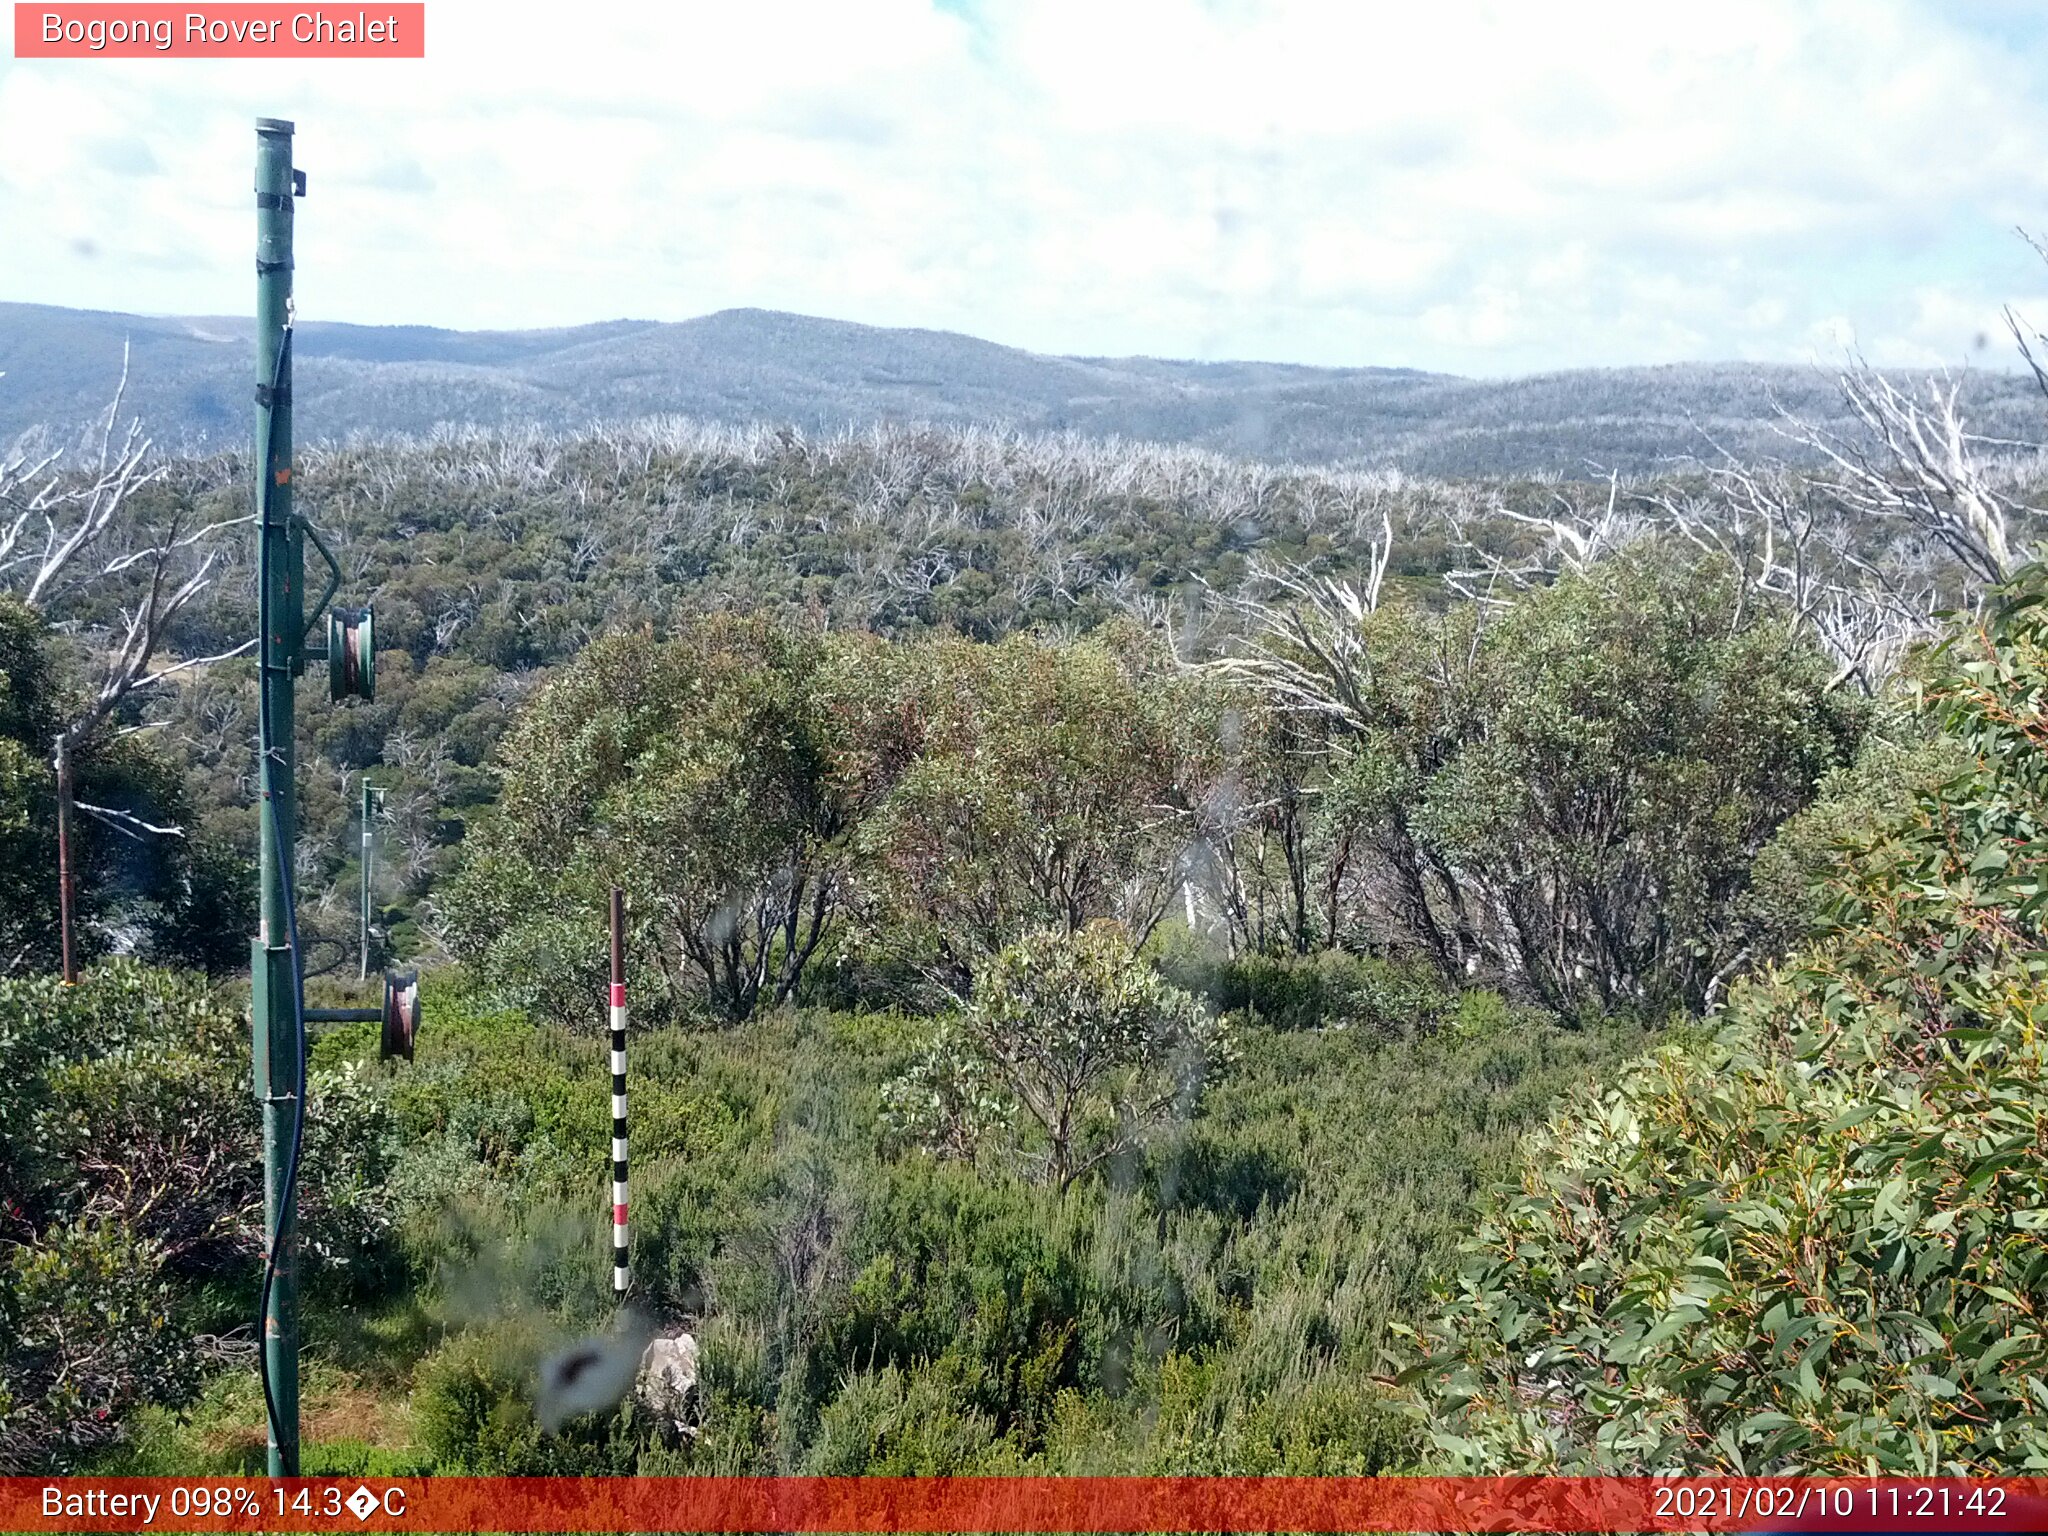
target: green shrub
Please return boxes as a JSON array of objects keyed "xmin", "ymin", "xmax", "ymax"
[
  {"xmin": 0, "ymin": 1219, "xmax": 193, "ymax": 1469},
  {"xmin": 1207, "ymin": 952, "xmax": 1323, "ymax": 1030},
  {"xmin": 0, "ymin": 946, "xmax": 1653, "ymax": 1475},
  {"xmin": 1405, "ymin": 568, "xmax": 2048, "ymax": 1472},
  {"xmin": 412, "ymin": 1320, "xmax": 643, "ymax": 1474},
  {"xmin": 804, "ymin": 1364, "xmax": 1007, "ymax": 1474},
  {"xmin": 1208, "ymin": 949, "xmax": 1450, "ymax": 1035},
  {"xmin": 1449, "ymin": 989, "xmax": 1515, "ymax": 1038},
  {"xmin": 412, "ymin": 1325, "xmax": 546, "ymax": 1473},
  {"xmin": 299, "ymin": 1062, "xmax": 400, "ymax": 1285},
  {"xmin": 0, "ymin": 965, "xmax": 225, "ymax": 1204},
  {"xmin": 369, "ymin": 973, "xmax": 1653, "ymax": 1476},
  {"xmin": 884, "ymin": 924, "xmax": 1230, "ymax": 1189},
  {"xmin": 1145, "ymin": 1353, "xmax": 1420, "ymax": 1473},
  {"xmin": 309, "ymin": 1018, "xmax": 378, "ymax": 1073},
  {"xmin": 300, "ymin": 1439, "xmax": 434, "ymax": 1478},
  {"xmin": 1740, "ymin": 716, "xmax": 1971, "ymax": 961},
  {"xmin": 0, "ymin": 963, "xmax": 399, "ymax": 1464}
]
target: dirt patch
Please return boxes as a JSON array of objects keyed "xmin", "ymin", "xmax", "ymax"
[{"xmin": 303, "ymin": 1383, "xmax": 413, "ymax": 1447}]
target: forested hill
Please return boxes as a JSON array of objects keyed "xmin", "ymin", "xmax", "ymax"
[{"xmin": 5, "ymin": 300, "xmax": 2040, "ymax": 476}]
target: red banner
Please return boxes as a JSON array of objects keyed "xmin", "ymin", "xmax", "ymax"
[
  {"xmin": 5, "ymin": 1477, "xmax": 2048, "ymax": 1533},
  {"xmin": 12, "ymin": 4, "xmax": 425, "ymax": 58}
]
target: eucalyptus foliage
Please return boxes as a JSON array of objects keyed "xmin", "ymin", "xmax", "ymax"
[
  {"xmin": 1404, "ymin": 565, "xmax": 2048, "ymax": 1471},
  {"xmin": 847, "ymin": 628, "xmax": 1210, "ymax": 980},
  {"xmin": 448, "ymin": 622, "xmax": 1215, "ymax": 1022},
  {"xmin": 1218, "ymin": 551, "xmax": 1862, "ymax": 1009},
  {"xmin": 442, "ymin": 617, "xmax": 855, "ymax": 1025},
  {"xmin": 886, "ymin": 924, "xmax": 1231, "ymax": 1190}
]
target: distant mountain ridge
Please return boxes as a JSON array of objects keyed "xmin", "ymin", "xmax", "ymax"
[{"xmin": 2, "ymin": 301, "xmax": 2037, "ymax": 477}]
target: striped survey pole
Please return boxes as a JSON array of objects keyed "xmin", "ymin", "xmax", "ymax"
[{"xmin": 609, "ymin": 886, "xmax": 629, "ymax": 1297}]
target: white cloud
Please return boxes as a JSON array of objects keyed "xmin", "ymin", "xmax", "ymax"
[{"xmin": 3, "ymin": 0, "xmax": 2047, "ymax": 373}]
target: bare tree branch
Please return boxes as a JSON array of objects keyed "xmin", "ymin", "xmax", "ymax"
[
  {"xmin": 1, "ymin": 362, "xmax": 250, "ymax": 963},
  {"xmin": 75, "ymin": 802, "xmax": 188, "ymax": 841}
]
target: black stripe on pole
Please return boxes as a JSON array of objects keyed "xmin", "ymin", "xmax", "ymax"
[{"xmin": 610, "ymin": 885, "xmax": 628, "ymax": 1297}]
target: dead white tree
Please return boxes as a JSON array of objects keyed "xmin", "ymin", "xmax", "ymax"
[
  {"xmin": 1774, "ymin": 363, "xmax": 2029, "ymax": 584},
  {"xmin": 1655, "ymin": 454, "xmax": 1956, "ymax": 695},
  {"xmin": 0, "ymin": 357, "xmax": 252, "ymax": 977},
  {"xmin": 1651, "ymin": 280, "xmax": 2048, "ymax": 695},
  {"xmin": 1444, "ymin": 466, "xmax": 1653, "ymax": 605},
  {"xmin": 1205, "ymin": 503, "xmax": 1394, "ymax": 731},
  {"xmin": 1445, "ymin": 439, "xmax": 1970, "ymax": 697},
  {"xmin": 1196, "ymin": 507, "xmax": 1494, "ymax": 971},
  {"xmin": 1759, "ymin": 226, "xmax": 2048, "ymax": 599}
]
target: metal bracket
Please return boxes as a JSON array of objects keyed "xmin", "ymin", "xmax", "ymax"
[{"xmin": 295, "ymin": 514, "xmax": 343, "ymax": 641}]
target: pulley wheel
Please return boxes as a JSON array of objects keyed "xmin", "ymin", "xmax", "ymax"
[
  {"xmin": 380, "ymin": 968, "xmax": 420, "ymax": 1061},
  {"xmin": 329, "ymin": 605, "xmax": 376, "ymax": 703}
]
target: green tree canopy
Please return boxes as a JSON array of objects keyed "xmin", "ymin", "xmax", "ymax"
[
  {"xmin": 886, "ymin": 922, "xmax": 1230, "ymax": 1190},
  {"xmin": 847, "ymin": 626, "xmax": 1213, "ymax": 985},
  {"xmin": 442, "ymin": 616, "xmax": 855, "ymax": 1024},
  {"xmin": 1216, "ymin": 551, "xmax": 1863, "ymax": 1009},
  {"xmin": 1404, "ymin": 562, "xmax": 2048, "ymax": 1471}
]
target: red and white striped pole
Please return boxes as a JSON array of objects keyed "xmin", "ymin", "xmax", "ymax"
[{"xmin": 608, "ymin": 886, "xmax": 629, "ymax": 1297}]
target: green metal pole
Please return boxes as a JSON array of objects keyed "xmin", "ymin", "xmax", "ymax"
[
  {"xmin": 359, "ymin": 781, "xmax": 381, "ymax": 981},
  {"xmin": 251, "ymin": 114, "xmax": 302, "ymax": 1479}
]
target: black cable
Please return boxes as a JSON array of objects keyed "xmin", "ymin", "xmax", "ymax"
[{"xmin": 253, "ymin": 324, "xmax": 308, "ymax": 1468}]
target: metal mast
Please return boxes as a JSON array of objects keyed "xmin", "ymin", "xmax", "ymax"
[
  {"xmin": 245, "ymin": 116, "xmax": 405, "ymax": 1476},
  {"xmin": 251, "ymin": 114, "xmax": 304, "ymax": 1478},
  {"xmin": 360, "ymin": 779, "xmax": 385, "ymax": 980}
]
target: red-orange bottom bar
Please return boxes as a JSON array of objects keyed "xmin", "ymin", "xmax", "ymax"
[{"xmin": 6, "ymin": 1477, "xmax": 2048, "ymax": 1533}]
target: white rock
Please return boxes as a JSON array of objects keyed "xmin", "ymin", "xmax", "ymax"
[{"xmin": 638, "ymin": 1331, "xmax": 700, "ymax": 1435}]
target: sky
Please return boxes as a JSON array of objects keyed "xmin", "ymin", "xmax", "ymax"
[{"xmin": 4, "ymin": 0, "xmax": 2048, "ymax": 376}]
